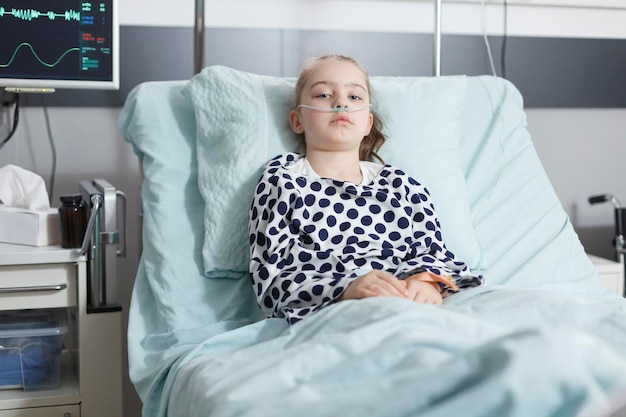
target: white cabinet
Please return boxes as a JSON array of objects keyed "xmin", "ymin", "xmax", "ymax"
[
  {"xmin": 0, "ymin": 243, "xmax": 122, "ymax": 417},
  {"xmin": 589, "ymin": 254, "xmax": 624, "ymax": 296},
  {"xmin": 0, "ymin": 405, "xmax": 80, "ymax": 417}
]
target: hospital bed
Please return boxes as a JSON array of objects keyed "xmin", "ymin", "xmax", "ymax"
[{"xmin": 118, "ymin": 65, "xmax": 626, "ymax": 417}]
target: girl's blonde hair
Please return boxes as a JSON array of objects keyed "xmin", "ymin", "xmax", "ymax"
[{"xmin": 292, "ymin": 54, "xmax": 386, "ymax": 164}]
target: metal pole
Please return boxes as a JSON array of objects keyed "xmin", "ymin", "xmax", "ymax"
[
  {"xmin": 434, "ymin": 0, "xmax": 442, "ymax": 77},
  {"xmin": 194, "ymin": 0, "xmax": 205, "ymax": 75}
]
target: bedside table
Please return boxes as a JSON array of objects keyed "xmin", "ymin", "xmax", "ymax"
[
  {"xmin": 588, "ymin": 254, "xmax": 624, "ymax": 296},
  {"xmin": 0, "ymin": 243, "xmax": 122, "ymax": 417}
]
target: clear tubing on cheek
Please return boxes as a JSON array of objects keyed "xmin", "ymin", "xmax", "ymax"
[{"xmin": 296, "ymin": 103, "xmax": 373, "ymax": 114}]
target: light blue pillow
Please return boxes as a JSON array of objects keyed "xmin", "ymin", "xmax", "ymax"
[
  {"xmin": 185, "ymin": 66, "xmax": 481, "ymax": 278},
  {"xmin": 372, "ymin": 76, "xmax": 480, "ymax": 270}
]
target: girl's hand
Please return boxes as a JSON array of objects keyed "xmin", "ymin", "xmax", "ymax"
[
  {"xmin": 404, "ymin": 272, "xmax": 443, "ymax": 304},
  {"xmin": 339, "ymin": 270, "xmax": 409, "ymax": 301}
]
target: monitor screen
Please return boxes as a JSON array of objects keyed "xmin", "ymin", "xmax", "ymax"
[{"xmin": 0, "ymin": 0, "xmax": 119, "ymax": 92}]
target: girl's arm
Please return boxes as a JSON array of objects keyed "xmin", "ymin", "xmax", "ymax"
[
  {"xmin": 395, "ymin": 179, "xmax": 483, "ymax": 295},
  {"xmin": 249, "ymin": 161, "xmax": 357, "ymax": 324}
]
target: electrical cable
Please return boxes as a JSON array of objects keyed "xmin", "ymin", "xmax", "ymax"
[
  {"xmin": 41, "ymin": 95, "xmax": 57, "ymax": 205},
  {"xmin": 472, "ymin": 0, "xmax": 507, "ymax": 228},
  {"xmin": 0, "ymin": 95, "xmax": 20, "ymax": 150}
]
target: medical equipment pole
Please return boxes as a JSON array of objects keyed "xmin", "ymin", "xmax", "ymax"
[
  {"xmin": 434, "ymin": 0, "xmax": 442, "ymax": 76},
  {"xmin": 194, "ymin": 0, "xmax": 205, "ymax": 75},
  {"xmin": 589, "ymin": 193, "xmax": 626, "ymax": 296}
]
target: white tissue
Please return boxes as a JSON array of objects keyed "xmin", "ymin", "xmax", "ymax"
[{"xmin": 0, "ymin": 164, "xmax": 51, "ymax": 210}]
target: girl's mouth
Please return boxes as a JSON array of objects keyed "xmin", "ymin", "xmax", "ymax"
[{"xmin": 332, "ymin": 115, "xmax": 351, "ymax": 124}]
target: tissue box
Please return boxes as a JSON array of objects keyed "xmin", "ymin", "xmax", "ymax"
[{"xmin": 0, "ymin": 206, "xmax": 61, "ymax": 246}]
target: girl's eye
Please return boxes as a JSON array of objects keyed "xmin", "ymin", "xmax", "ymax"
[
  {"xmin": 350, "ymin": 95, "xmax": 362, "ymax": 101},
  {"xmin": 316, "ymin": 93, "xmax": 331, "ymax": 99}
]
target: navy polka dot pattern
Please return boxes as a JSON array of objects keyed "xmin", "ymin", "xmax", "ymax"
[{"xmin": 249, "ymin": 153, "xmax": 482, "ymax": 324}]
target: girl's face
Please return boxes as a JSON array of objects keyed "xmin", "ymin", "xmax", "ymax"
[{"xmin": 289, "ymin": 58, "xmax": 374, "ymax": 155}]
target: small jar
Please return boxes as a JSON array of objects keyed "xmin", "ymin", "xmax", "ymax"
[{"xmin": 58, "ymin": 194, "xmax": 87, "ymax": 248}]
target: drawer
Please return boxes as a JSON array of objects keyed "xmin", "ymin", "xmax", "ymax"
[
  {"xmin": 0, "ymin": 404, "xmax": 80, "ymax": 417},
  {"xmin": 0, "ymin": 264, "xmax": 77, "ymax": 310}
]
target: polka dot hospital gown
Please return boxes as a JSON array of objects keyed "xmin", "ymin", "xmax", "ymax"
[{"xmin": 249, "ymin": 153, "xmax": 483, "ymax": 324}]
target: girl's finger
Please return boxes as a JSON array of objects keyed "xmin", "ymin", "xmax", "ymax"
[{"xmin": 373, "ymin": 271, "xmax": 409, "ymax": 297}]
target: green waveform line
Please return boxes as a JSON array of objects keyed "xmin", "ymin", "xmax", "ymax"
[
  {"xmin": 0, "ymin": 6, "xmax": 80, "ymax": 21},
  {"xmin": 0, "ymin": 43, "xmax": 80, "ymax": 68}
]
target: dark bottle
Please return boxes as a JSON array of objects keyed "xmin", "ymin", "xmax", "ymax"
[{"xmin": 58, "ymin": 194, "xmax": 87, "ymax": 248}]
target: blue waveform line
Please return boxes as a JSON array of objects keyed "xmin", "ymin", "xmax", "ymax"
[
  {"xmin": 0, "ymin": 42, "xmax": 80, "ymax": 68},
  {"xmin": 0, "ymin": 6, "xmax": 80, "ymax": 21}
]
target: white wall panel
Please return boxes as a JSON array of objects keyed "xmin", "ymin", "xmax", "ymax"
[
  {"xmin": 451, "ymin": 0, "xmax": 626, "ymax": 8},
  {"xmin": 119, "ymin": 0, "xmax": 626, "ymax": 39}
]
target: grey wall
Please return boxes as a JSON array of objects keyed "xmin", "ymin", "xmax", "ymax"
[
  {"xmin": 527, "ymin": 107, "xmax": 626, "ymax": 261},
  {"xmin": 19, "ymin": 27, "xmax": 626, "ymax": 108}
]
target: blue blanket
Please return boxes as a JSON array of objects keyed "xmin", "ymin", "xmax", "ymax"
[{"xmin": 163, "ymin": 284, "xmax": 626, "ymax": 417}]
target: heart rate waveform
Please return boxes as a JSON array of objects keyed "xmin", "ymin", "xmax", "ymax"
[
  {"xmin": 0, "ymin": 42, "xmax": 79, "ymax": 69},
  {"xmin": 0, "ymin": 6, "xmax": 80, "ymax": 22}
]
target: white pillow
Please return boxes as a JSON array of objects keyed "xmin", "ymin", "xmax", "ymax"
[{"xmin": 185, "ymin": 66, "xmax": 481, "ymax": 278}]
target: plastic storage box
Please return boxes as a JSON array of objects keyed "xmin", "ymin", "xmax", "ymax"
[{"xmin": 0, "ymin": 310, "xmax": 68, "ymax": 390}]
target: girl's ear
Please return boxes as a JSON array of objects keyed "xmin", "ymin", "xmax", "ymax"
[
  {"xmin": 289, "ymin": 110, "xmax": 304, "ymax": 134},
  {"xmin": 365, "ymin": 112, "xmax": 373, "ymax": 135}
]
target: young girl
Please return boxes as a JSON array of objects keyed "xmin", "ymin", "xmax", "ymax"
[{"xmin": 249, "ymin": 54, "xmax": 482, "ymax": 325}]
